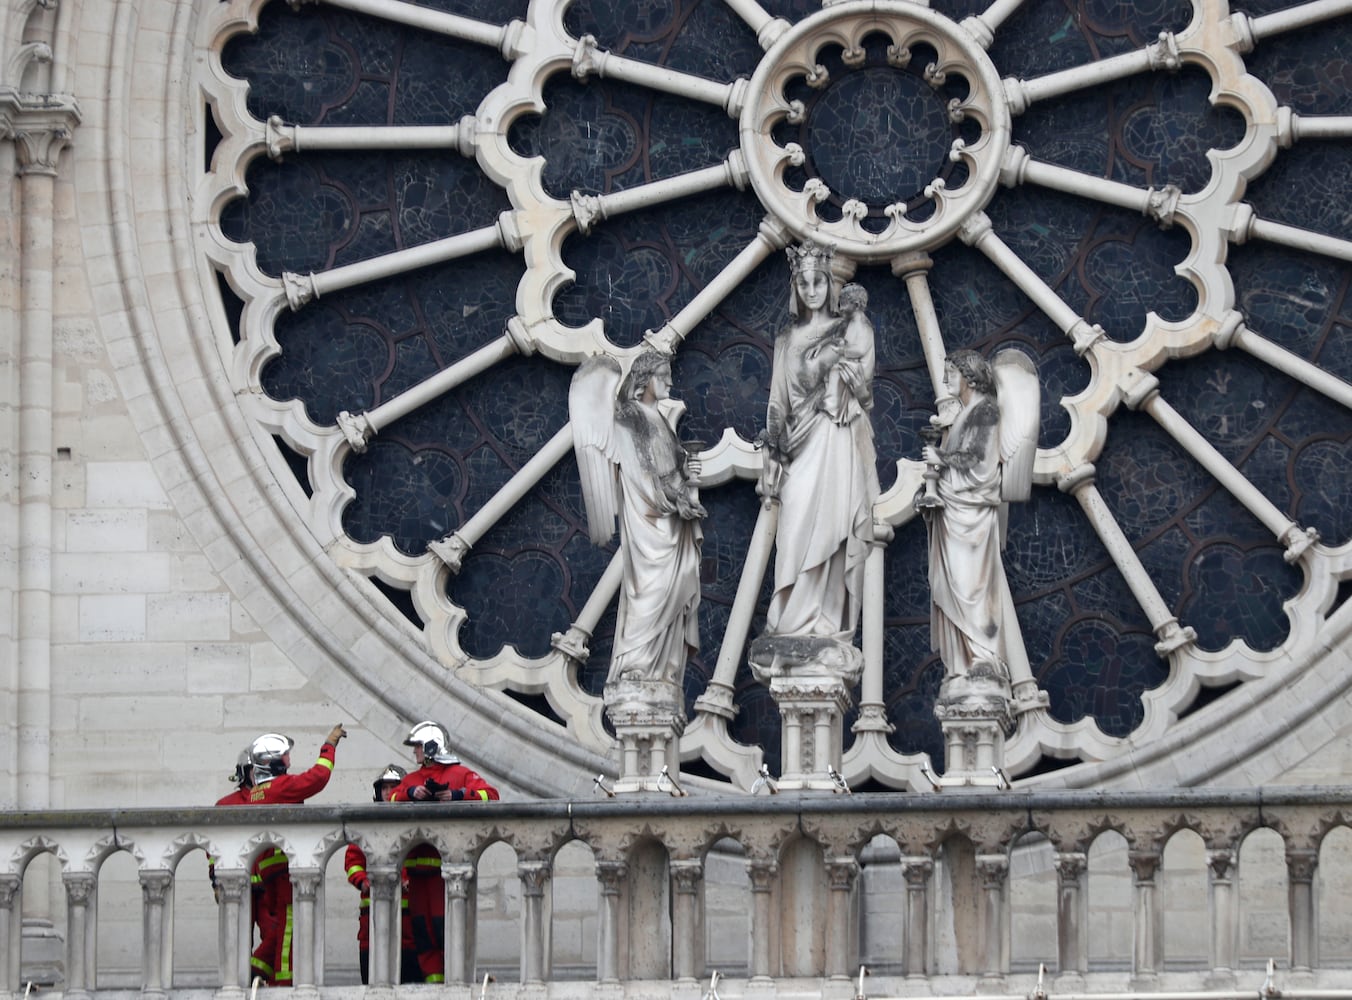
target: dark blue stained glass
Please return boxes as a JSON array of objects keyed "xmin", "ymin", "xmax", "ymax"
[
  {"xmin": 1244, "ymin": 143, "xmax": 1352, "ymax": 239},
  {"xmin": 1039, "ymin": 617, "xmax": 1162, "ymax": 734},
  {"xmin": 879, "ymin": 643, "xmax": 944, "ymax": 763},
  {"xmin": 1179, "ymin": 537, "xmax": 1296, "ymax": 652},
  {"xmin": 343, "ymin": 438, "xmax": 465, "ymax": 553},
  {"xmin": 804, "ymin": 66, "xmax": 959, "ymax": 208},
  {"xmin": 222, "ymin": 3, "xmax": 509, "ymax": 127},
  {"xmin": 987, "ymin": 0, "xmax": 1191, "ymax": 80},
  {"xmin": 260, "ymin": 251, "xmax": 522, "ymax": 424},
  {"xmin": 220, "ymin": 159, "xmax": 355, "ymax": 277},
  {"xmin": 985, "ymin": 0, "xmax": 1101, "ymax": 79},
  {"xmin": 641, "ymin": 93, "xmax": 741, "ymax": 179},
  {"xmin": 455, "ymin": 355, "xmax": 571, "ymax": 471},
  {"xmin": 879, "ymin": 519, "xmax": 944, "ymax": 761},
  {"xmin": 1004, "ymin": 488, "xmax": 1104, "ymax": 591},
  {"xmin": 264, "ymin": 305, "xmax": 389, "ymax": 424},
  {"xmin": 871, "ymin": 368, "xmax": 939, "ymax": 494},
  {"xmin": 452, "ymin": 546, "xmax": 574, "ymax": 658},
  {"xmin": 985, "ymin": 186, "xmax": 1093, "ymax": 305},
  {"xmin": 1112, "ymin": 68, "xmax": 1247, "ymax": 191},
  {"xmin": 220, "ymin": 152, "xmax": 510, "ymax": 277},
  {"xmin": 1014, "ymin": 71, "xmax": 1243, "ymax": 196},
  {"xmin": 1228, "ymin": 244, "xmax": 1352, "ymax": 382},
  {"xmin": 1096, "ymin": 406, "xmax": 1301, "ymax": 653},
  {"xmin": 1158, "ymin": 354, "xmax": 1352, "ymax": 531},
  {"xmin": 1242, "ymin": 18, "xmax": 1352, "ymax": 116},
  {"xmin": 508, "ymin": 78, "xmax": 644, "ymax": 198},
  {"xmin": 1097, "ymin": 409, "xmax": 1210, "ymax": 538},
  {"xmin": 553, "ymin": 188, "xmax": 765, "ymax": 347},
  {"xmin": 673, "ymin": 342, "xmax": 773, "ymax": 448},
  {"xmin": 1293, "ymin": 432, "xmax": 1352, "ymax": 547},
  {"xmin": 1014, "ymin": 100, "xmax": 1112, "ymax": 178}
]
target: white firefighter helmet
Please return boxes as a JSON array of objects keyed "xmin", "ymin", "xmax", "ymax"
[{"xmin": 403, "ymin": 721, "xmax": 459, "ymax": 765}]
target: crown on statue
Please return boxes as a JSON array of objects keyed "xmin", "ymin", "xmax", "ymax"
[{"xmin": 786, "ymin": 241, "xmax": 834, "ymax": 276}]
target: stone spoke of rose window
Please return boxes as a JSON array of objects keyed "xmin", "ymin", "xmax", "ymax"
[
  {"xmin": 1119, "ymin": 369, "xmax": 1321, "ymax": 563},
  {"xmin": 1285, "ymin": 113, "xmax": 1352, "ymax": 142},
  {"xmin": 959, "ymin": 0, "xmax": 1032, "ymax": 50},
  {"xmin": 892, "ymin": 251, "xmax": 958, "ymax": 420},
  {"xmin": 644, "ymin": 216, "xmax": 791, "ymax": 355},
  {"xmin": 1058, "ymin": 464, "xmax": 1198, "ymax": 656},
  {"xmin": 1226, "ymin": 203, "xmax": 1352, "ymax": 265},
  {"xmin": 549, "ymin": 551, "xmax": 624, "ymax": 671},
  {"xmin": 570, "ymin": 153, "xmax": 751, "ymax": 236},
  {"xmin": 717, "ymin": 0, "xmax": 791, "ymax": 50},
  {"xmin": 281, "ymin": 211, "xmax": 524, "ymax": 311},
  {"xmin": 264, "ymin": 115, "xmax": 479, "ymax": 161},
  {"xmin": 999, "ymin": 146, "xmax": 1182, "ymax": 229},
  {"xmin": 1228, "ymin": 0, "xmax": 1352, "ymax": 52},
  {"xmin": 1002, "ymin": 31, "xmax": 1184, "ymax": 116},
  {"xmin": 1212, "ymin": 312, "xmax": 1352, "ymax": 413},
  {"xmin": 426, "ymin": 422, "xmax": 576, "ymax": 573},
  {"xmin": 336, "ymin": 318, "xmax": 539, "ymax": 453},
  {"xmin": 571, "ymin": 35, "xmax": 748, "ymax": 117},
  {"xmin": 958, "ymin": 211, "xmax": 1107, "ymax": 356},
  {"xmin": 286, "ymin": 0, "xmax": 526, "ymax": 58}
]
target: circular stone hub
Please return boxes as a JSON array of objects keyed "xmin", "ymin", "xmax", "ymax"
[{"xmin": 740, "ymin": 1, "xmax": 1010, "ymax": 262}]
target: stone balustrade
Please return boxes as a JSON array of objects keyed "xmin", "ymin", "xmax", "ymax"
[{"xmin": 4, "ymin": 787, "xmax": 1352, "ymax": 997}]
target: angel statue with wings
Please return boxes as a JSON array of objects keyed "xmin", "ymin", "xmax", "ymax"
[
  {"xmin": 921, "ymin": 348, "xmax": 1039, "ymax": 682},
  {"xmin": 569, "ymin": 351, "xmax": 706, "ymax": 690}
]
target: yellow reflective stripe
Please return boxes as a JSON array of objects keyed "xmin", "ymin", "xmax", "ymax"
[
  {"xmin": 257, "ymin": 851, "xmax": 288, "ymax": 872},
  {"xmin": 250, "ymin": 957, "xmax": 274, "ymax": 978},
  {"xmin": 250, "ymin": 873, "xmax": 262, "ymax": 886},
  {"xmin": 277, "ymin": 905, "xmax": 294, "ymax": 982},
  {"xmin": 316, "ymin": 757, "xmax": 334, "ymax": 771},
  {"xmin": 403, "ymin": 857, "xmax": 441, "ymax": 868},
  {"xmin": 425, "ymin": 975, "xmax": 445, "ymax": 983},
  {"xmin": 359, "ymin": 898, "xmax": 370, "ymax": 909},
  {"xmin": 475, "ymin": 789, "xmax": 489, "ymax": 801},
  {"xmin": 346, "ymin": 865, "xmax": 365, "ymax": 879}
]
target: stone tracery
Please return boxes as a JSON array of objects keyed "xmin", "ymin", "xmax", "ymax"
[{"xmin": 199, "ymin": 0, "xmax": 1352, "ymax": 790}]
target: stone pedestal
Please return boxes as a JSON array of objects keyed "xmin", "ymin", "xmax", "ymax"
[
  {"xmin": 932, "ymin": 670, "xmax": 1013, "ymax": 789},
  {"xmin": 749, "ymin": 635, "xmax": 863, "ymax": 791},
  {"xmin": 21, "ymin": 917, "xmax": 65, "ymax": 985},
  {"xmin": 603, "ymin": 677, "xmax": 686, "ymax": 794}
]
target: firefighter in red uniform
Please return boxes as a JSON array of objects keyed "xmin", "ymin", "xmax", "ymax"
[
  {"xmin": 345, "ymin": 765, "xmax": 422, "ymax": 984},
  {"xmin": 389, "ymin": 721, "xmax": 499, "ymax": 983},
  {"xmin": 211, "ymin": 749, "xmax": 261, "ymax": 935},
  {"xmin": 248, "ymin": 724, "xmax": 346, "ymax": 986}
]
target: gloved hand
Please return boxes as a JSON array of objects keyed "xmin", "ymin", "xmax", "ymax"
[{"xmin": 326, "ymin": 723, "xmax": 348, "ymax": 745}]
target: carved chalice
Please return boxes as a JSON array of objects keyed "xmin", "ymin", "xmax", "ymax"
[{"xmin": 915, "ymin": 425, "xmax": 945, "ymax": 511}]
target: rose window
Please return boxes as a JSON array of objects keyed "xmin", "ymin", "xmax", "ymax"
[{"xmin": 198, "ymin": 0, "xmax": 1352, "ymax": 791}]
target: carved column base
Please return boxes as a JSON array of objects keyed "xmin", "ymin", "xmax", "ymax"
[
  {"xmin": 932, "ymin": 672, "xmax": 1014, "ymax": 789},
  {"xmin": 20, "ymin": 918, "xmax": 64, "ymax": 986},
  {"xmin": 749, "ymin": 635, "xmax": 862, "ymax": 791},
  {"xmin": 1204, "ymin": 969, "xmax": 1238, "ymax": 990},
  {"xmin": 1053, "ymin": 971, "xmax": 1086, "ymax": 992},
  {"xmin": 603, "ymin": 678, "xmax": 686, "ymax": 794}
]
